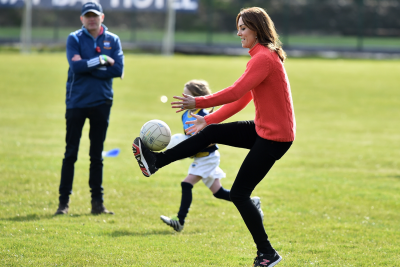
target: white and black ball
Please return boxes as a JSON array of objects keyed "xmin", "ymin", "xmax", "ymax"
[{"xmin": 140, "ymin": 120, "xmax": 171, "ymax": 151}]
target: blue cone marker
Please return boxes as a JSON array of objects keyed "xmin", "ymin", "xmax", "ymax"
[{"xmin": 102, "ymin": 148, "xmax": 120, "ymax": 157}]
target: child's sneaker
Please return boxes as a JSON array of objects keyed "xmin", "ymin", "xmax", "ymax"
[
  {"xmin": 251, "ymin": 196, "xmax": 264, "ymax": 221},
  {"xmin": 253, "ymin": 251, "xmax": 282, "ymax": 266},
  {"xmin": 160, "ymin": 215, "xmax": 184, "ymax": 232},
  {"xmin": 132, "ymin": 137, "xmax": 158, "ymax": 177}
]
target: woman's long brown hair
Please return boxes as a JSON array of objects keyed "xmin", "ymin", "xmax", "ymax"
[{"xmin": 236, "ymin": 7, "xmax": 287, "ymax": 62}]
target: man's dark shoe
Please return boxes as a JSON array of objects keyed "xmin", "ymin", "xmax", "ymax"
[
  {"xmin": 91, "ymin": 201, "xmax": 114, "ymax": 215},
  {"xmin": 132, "ymin": 137, "xmax": 158, "ymax": 177},
  {"xmin": 253, "ymin": 251, "xmax": 282, "ymax": 266},
  {"xmin": 54, "ymin": 202, "xmax": 69, "ymax": 215}
]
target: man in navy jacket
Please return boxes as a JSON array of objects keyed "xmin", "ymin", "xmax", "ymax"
[{"xmin": 55, "ymin": 2, "xmax": 124, "ymax": 215}]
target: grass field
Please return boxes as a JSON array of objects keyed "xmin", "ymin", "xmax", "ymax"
[
  {"xmin": 0, "ymin": 53, "xmax": 399, "ymax": 266},
  {"xmin": 2, "ymin": 26, "xmax": 400, "ymax": 50}
]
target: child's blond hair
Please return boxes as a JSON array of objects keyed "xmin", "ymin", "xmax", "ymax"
[
  {"xmin": 184, "ymin": 80, "xmax": 214, "ymax": 113},
  {"xmin": 184, "ymin": 80, "xmax": 212, "ymax": 96}
]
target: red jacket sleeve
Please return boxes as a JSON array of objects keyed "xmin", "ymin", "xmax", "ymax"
[
  {"xmin": 195, "ymin": 53, "xmax": 270, "ymax": 109},
  {"xmin": 204, "ymin": 91, "xmax": 253, "ymax": 125}
]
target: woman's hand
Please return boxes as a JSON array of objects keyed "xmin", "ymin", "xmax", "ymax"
[
  {"xmin": 185, "ymin": 113, "xmax": 207, "ymax": 135},
  {"xmin": 171, "ymin": 94, "xmax": 196, "ymax": 113}
]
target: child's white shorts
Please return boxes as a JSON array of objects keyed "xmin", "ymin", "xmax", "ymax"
[{"xmin": 188, "ymin": 150, "xmax": 226, "ymax": 188}]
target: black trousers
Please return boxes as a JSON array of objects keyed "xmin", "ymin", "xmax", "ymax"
[
  {"xmin": 157, "ymin": 121, "xmax": 292, "ymax": 253},
  {"xmin": 59, "ymin": 102, "xmax": 111, "ymax": 204}
]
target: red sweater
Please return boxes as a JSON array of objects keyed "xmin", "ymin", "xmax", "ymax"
[{"xmin": 195, "ymin": 44, "xmax": 296, "ymax": 142}]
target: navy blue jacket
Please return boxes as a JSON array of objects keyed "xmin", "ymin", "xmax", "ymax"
[{"xmin": 65, "ymin": 24, "xmax": 124, "ymax": 109}]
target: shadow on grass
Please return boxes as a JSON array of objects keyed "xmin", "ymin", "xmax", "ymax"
[
  {"xmin": 2, "ymin": 213, "xmax": 54, "ymax": 222},
  {"xmin": 2, "ymin": 213, "xmax": 87, "ymax": 222},
  {"xmin": 110, "ymin": 229, "xmax": 173, "ymax": 237}
]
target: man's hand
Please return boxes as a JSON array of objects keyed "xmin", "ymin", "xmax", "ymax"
[
  {"xmin": 72, "ymin": 54, "xmax": 114, "ymax": 67},
  {"xmin": 71, "ymin": 54, "xmax": 82, "ymax": 61},
  {"xmin": 105, "ymin": 55, "xmax": 115, "ymax": 66}
]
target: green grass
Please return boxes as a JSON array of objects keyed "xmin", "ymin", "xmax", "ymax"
[
  {"xmin": 2, "ymin": 26, "xmax": 400, "ymax": 49},
  {"xmin": 0, "ymin": 53, "xmax": 399, "ymax": 266}
]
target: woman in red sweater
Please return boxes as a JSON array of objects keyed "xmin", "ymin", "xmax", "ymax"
[{"xmin": 133, "ymin": 7, "xmax": 295, "ymax": 267}]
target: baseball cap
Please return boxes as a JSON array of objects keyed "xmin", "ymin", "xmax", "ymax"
[{"xmin": 81, "ymin": 2, "xmax": 103, "ymax": 16}]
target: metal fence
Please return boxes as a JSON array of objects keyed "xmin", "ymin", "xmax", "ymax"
[{"xmin": 1, "ymin": 0, "xmax": 400, "ymax": 55}]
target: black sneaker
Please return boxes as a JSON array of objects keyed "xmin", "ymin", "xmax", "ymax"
[
  {"xmin": 253, "ymin": 251, "xmax": 282, "ymax": 267},
  {"xmin": 132, "ymin": 137, "xmax": 158, "ymax": 177},
  {"xmin": 91, "ymin": 200, "xmax": 114, "ymax": 215},
  {"xmin": 54, "ymin": 202, "xmax": 69, "ymax": 215}
]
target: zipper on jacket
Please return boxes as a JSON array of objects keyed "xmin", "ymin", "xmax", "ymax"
[{"xmin": 82, "ymin": 26, "xmax": 102, "ymax": 50}]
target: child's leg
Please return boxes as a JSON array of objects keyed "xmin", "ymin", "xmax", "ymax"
[
  {"xmin": 177, "ymin": 174, "xmax": 201, "ymax": 225},
  {"xmin": 210, "ymin": 179, "xmax": 263, "ymax": 221},
  {"xmin": 210, "ymin": 179, "xmax": 231, "ymax": 201}
]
